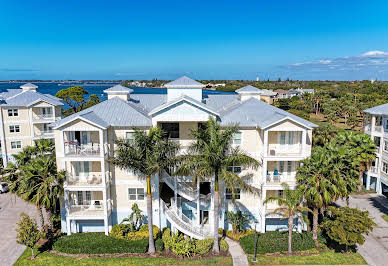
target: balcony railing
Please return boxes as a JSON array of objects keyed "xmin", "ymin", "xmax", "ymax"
[
  {"xmin": 266, "ymin": 173, "xmax": 282, "ymax": 183},
  {"xmin": 370, "ymin": 166, "xmax": 378, "ymax": 174},
  {"xmin": 65, "ymin": 174, "xmax": 103, "ymax": 187},
  {"xmin": 375, "ymin": 125, "xmax": 383, "ymax": 132},
  {"xmin": 64, "ymin": 142, "xmax": 101, "ymax": 156},
  {"xmin": 68, "ymin": 202, "xmax": 105, "ymax": 216},
  {"xmin": 267, "ymin": 144, "xmax": 302, "ymax": 156}
]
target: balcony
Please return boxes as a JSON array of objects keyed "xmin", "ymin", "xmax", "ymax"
[
  {"xmin": 64, "ymin": 142, "xmax": 102, "ymax": 157},
  {"xmin": 34, "ymin": 130, "xmax": 54, "ymax": 139},
  {"xmin": 267, "ymin": 144, "xmax": 302, "ymax": 157},
  {"xmin": 64, "ymin": 171, "xmax": 111, "ymax": 188},
  {"xmin": 375, "ymin": 125, "xmax": 383, "ymax": 133},
  {"xmin": 68, "ymin": 202, "xmax": 106, "ymax": 217},
  {"xmin": 369, "ymin": 166, "xmax": 379, "ymax": 174}
]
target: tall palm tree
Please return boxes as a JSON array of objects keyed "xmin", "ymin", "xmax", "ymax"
[
  {"xmin": 112, "ymin": 127, "xmax": 179, "ymax": 254},
  {"xmin": 264, "ymin": 183, "xmax": 311, "ymax": 254},
  {"xmin": 334, "ymin": 132, "xmax": 376, "ymax": 191},
  {"xmin": 21, "ymin": 155, "xmax": 65, "ymax": 233},
  {"xmin": 296, "ymin": 147, "xmax": 340, "ymax": 247},
  {"xmin": 176, "ymin": 118, "xmax": 260, "ymax": 253},
  {"xmin": 34, "ymin": 139, "xmax": 55, "ymax": 155}
]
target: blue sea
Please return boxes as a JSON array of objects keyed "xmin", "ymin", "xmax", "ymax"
[{"xmin": 0, "ymin": 82, "xmax": 234, "ymax": 103}]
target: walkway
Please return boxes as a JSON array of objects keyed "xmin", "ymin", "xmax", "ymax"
[
  {"xmin": 0, "ymin": 193, "xmax": 42, "ymax": 266},
  {"xmin": 224, "ymin": 237, "xmax": 248, "ymax": 266},
  {"xmin": 336, "ymin": 194, "xmax": 388, "ymax": 266}
]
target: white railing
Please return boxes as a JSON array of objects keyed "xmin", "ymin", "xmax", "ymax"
[
  {"xmin": 266, "ymin": 173, "xmax": 282, "ymax": 183},
  {"xmin": 370, "ymin": 166, "xmax": 378, "ymax": 174},
  {"xmin": 64, "ymin": 142, "xmax": 101, "ymax": 156},
  {"xmin": 161, "ymin": 200, "xmax": 212, "ymax": 239},
  {"xmin": 65, "ymin": 174, "xmax": 103, "ymax": 186},
  {"xmin": 69, "ymin": 202, "xmax": 105, "ymax": 215},
  {"xmin": 33, "ymin": 114, "xmax": 55, "ymax": 120},
  {"xmin": 267, "ymin": 144, "xmax": 302, "ymax": 156},
  {"xmin": 365, "ymin": 124, "xmax": 371, "ymax": 132},
  {"xmin": 162, "ymin": 170, "xmax": 210, "ymax": 205},
  {"xmin": 375, "ymin": 125, "xmax": 383, "ymax": 132},
  {"xmin": 34, "ymin": 131, "xmax": 54, "ymax": 138}
]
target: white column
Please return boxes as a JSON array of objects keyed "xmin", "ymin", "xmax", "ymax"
[
  {"xmin": 28, "ymin": 108, "xmax": 35, "ymax": 140},
  {"xmin": 103, "ymin": 188, "xmax": 109, "ymax": 236},
  {"xmin": 301, "ymin": 130, "xmax": 306, "ymax": 157},
  {"xmin": 64, "ymin": 190, "xmax": 70, "ymax": 215},
  {"xmin": 261, "ymin": 189, "xmax": 266, "ymax": 233},
  {"xmin": 99, "ymin": 130, "xmax": 104, "ymax": 157},
  {"xmin": 263, "ymin": 130, "xmax": 269, "ymax": 157},
  {"xmin": 262, "ymin": 159, "xmax": 267, "ymax": 185},
  {"xmin": 174, "ymin": 176, "xmax": 178, "ymax": 209},
  {"xmin": 366, "ymin": 173, "xmax": 371, "ymax": 190},
  {"xmin": 0, "ymin": 107, "xmax": 7, "ymax": 167},
  {"xmin": 66, "ymin": 217, "xmax": 71, "ymax": 235},
  {"xmin": 197, "ymin": 178, "xmax": 200, "ymax": 226},
  {"xmin": 371, "ymin": 116, "xmax": 376, "ymax": 133},
  {"xmin": 376, "ymin": 177, "xmax": 382, "ymax": 194}
]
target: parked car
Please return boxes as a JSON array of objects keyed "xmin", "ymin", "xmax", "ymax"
[{"xmin": 0, "ymin": 182, "xmax": 9, "ymax": 193}]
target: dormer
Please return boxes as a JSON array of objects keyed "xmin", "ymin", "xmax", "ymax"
[
  {"xmin": 20, "ymin": 83, "xmax": 38, "ymax": 92},
  {"xmin": 103, "ymin": 84, "xmax": 133, "ymax": 101},
  {"xmin": 165, "ymin": 76, "xmax": 205, "ymax": 102},
  {"xmin": 236, "ymin": 85, "xmax": 264, "ymax": 101}
]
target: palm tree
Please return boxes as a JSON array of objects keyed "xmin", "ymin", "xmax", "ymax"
[
  {"xmin": 34, "ymin": 139, "xmax": 55, "ymax": 155},
  {"xmin": 21, "ymin": 155, "xmax": 65, "ymax": 233},
  {"xmin": 264, "ymin": 183, "xmax": 311, "ymax": 254},
  {"xmin": 312, "ymin": 125, "xmax": 337, "ymax": 147},
  {"xmin": 112, "ymin": 127, "xmax": 179, "ymax": 254},
  {"xmin": 296, "ymin": 147, "xmax": 340, "ymax": 247},
  {"xmin": 176, "ymin": 118, "xmax": 260, "ymax": 253},
  {"xmin": 334, "ymin": 132, "xmax": 376, "ymax": 191}
]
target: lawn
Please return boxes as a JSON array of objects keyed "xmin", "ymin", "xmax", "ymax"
[
  {"xmin": 15, "ymin": 249, "xmax": 233, "ymax": 266},
  {"xmin": 248, "ymin": 250, "xmax": 366, "ymax": 265},
  {"xmin": 382, "ymin": 214, "xmax": 388, "ymax": 223}
]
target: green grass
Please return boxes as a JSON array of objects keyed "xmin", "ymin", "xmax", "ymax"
[
  {"xmin": 52, "ymin": 233, "xmax": 148, "ymax": 254},
  {"xmin": 248, "ymin": 250, "xmax": 366, "ymax": 265},
  {"xmin": 15, "ymin": 249, "xmax": 233, "ymax": 266},
  {"xmin": 382, "ymin": 214, "xmax": 388, "ymax": 223}
]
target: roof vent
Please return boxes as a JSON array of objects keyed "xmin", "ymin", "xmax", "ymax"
[
  {"xmin": 20, "ymin": 83, "xmax": 38, "ymax": 92},
  {"xmin": 103, "ymin": 85, "xmax": 133, "ymax": 101}
]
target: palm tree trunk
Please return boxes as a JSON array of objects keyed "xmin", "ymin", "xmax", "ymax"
[
  {"xmin": 37, "ymin": 206, "xmax": 45, "ymax": 232},
  {"xmin": 358, "ymin": 166, "xmax": 364, "ymax": 192},
  {"xmin": 312, "ymin": 207, "xmax": 319, "ymax": 247},
  {"xmin": 213, "ymin": 175, "xmax": 220, "ymax": 254},
  {"xmin": 146, "ymin": 176, "xmax": 155, "ymax": 254},
  {"xmin": 288, "ymin": 215, "xmax": 293, "ymax": 254},
  {"xmin": 45, "ymin": 207, "xmax": 53, "ymax": 235}
]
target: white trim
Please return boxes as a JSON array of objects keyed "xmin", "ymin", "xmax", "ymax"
[
  {"xmin": 53, "ymin": 116, "xmax": 107, "ymax": 130},
  {"xmin": 263, "ymin": 116, "xmax": 314, "ymax": 130}
]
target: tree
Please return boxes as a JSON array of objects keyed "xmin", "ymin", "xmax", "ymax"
[
  {"xmin": 264, "ymin": 183, "xmax": 311, "ymax": 254},
  {"xmin": 333, "ymin": 132, "xmax": 376, "ymax": 191},
  {"xmin": 176, "ymin": 118, "xmax": 260, "ymax": 253},
  {"xmin": 16, "ymin": 213, "xmax": 42, "ymax": 259},
  {"xmin": 55, "ymin": 86, "xmax": 100, "ymax": 116},
  {"xmin": 321, "ymin": 206, "xmax": 375, "ymax": 251},
  {"xmin": 112, "ymin": 127, "xmax": 179, "ymax": 254},
  {"xmin": 312, "ymin": 125, "xmax": 338, "ymax": 147},
  {"xmin": 226, "ymin": 210, "xmax": 251, "ymax": 234},
  {"xmin": 296, "ymin": 147, "xmax": 340, "ymax": 246}
]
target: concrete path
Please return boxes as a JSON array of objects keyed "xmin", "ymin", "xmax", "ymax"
[
  {"xmin": 337, "ymin": 194, "xmax": 388, "ymax": 266},
  {"xmin": 0, "ymin": 192, "xmax": 42, "ymax": 266},
  {"xmin": 224, "ymin": 237, "xmax": 249, "ymax": 266}
]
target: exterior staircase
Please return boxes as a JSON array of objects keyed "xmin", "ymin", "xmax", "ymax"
[{"xmin": 161, "ymin": 200, "xmax": 212, "ymax": 240}]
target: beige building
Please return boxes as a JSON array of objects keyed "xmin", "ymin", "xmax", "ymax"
[
  {"xmin": 0, "ymin": 83, "xmax": 63, "ymax": 167},
  {"xmin": 53, "ymin": 77, "xmax": 316, "ymax": 238}
]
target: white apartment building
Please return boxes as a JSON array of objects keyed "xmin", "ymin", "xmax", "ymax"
[
  {"xmin": 0, "ymin": 83, "xmax": 63, "ymax": 167},
  {"xmin": 52, "ymin": 76, "xmax": 316, "ymax": 238},
  {"xmin": 363, "ymin": 104, "xmax": 388, "ymax": 196}
]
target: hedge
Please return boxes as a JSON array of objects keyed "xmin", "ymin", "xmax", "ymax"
[
  {"xmin": 155, "ymin": 238, "xmax": 164, "ymax": 252},
  {"xmin": 110, "ymin": 224, "xmax": 160, "ymax": 240},
  {"xmin": 53, "ymin": 233, "xmax": 148, "ymax": 254},
  {"xmin": 240, "ymin": 231, "xmax": 321, "ymax": 254}
]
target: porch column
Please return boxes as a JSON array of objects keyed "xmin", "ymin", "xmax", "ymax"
[
  {"xmin": 371, "ymin": 116, "xmax": 376, "ymax": 133},
  {"xmin": 64, "ymin": 190, "xmax": 70, "ymax": 215},
  {"xmin": 99, "ymin": 129, "xmax": 104, "ymax": 157},
  {"xmin": 366, "ymin": 172, "xmax": 371, "ymax": 190},
  {"xmin": 263, "ymin": 130, "xmax": 269, "ymax": 157},
  {"xmin": 51, "ymin": 106, "xmax": 55, "ymax": 120},
  {"xmin": 261, "ymin": 189, "xmax": 266, "ymax": 233},
  {"xmin": 376, "ymin": 177, "xmax": 382, "ymax": 194},
  {"xmin": 28, "ymin": 108, "xmax": 34, "ymax": 139},
  {"xmin": 103, "ymin": 188, "xmax": 109, "ymax": 236},
  {"xmin": 66, "ymin": 217, "xmax": 71, "ymax": 235},
  {"xmin": 262, "ymin": 159, "xmax": 267, "ymax": 185},
  {"xmin": 301, "ymin": 130, "xmax": 306, "ymax": 157},
  {"xmin": 197, "ymin": 178, "xmax": 200, "ymax": 226}
]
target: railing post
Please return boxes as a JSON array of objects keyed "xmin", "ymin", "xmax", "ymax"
[{"xmin": 197, "ymin": 177, "xmax": 200, "ymax": 226}]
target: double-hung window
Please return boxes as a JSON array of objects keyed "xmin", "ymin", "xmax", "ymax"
[
  {"xmin": 125, "ymin": 132, "xmax": 135, "ymax": 144},
  {"xmin": 161, "ymin": 123, "xmax": 179, "ymax": 139},
  {"xmin": 8, "ymin": 109, "xmax": 18, "ymax": 117},
  {"xmin": 11, "ymin": 141, "xmax": 21, "ymax": 149},
  {"xmin": 383, "ymin": 162, "xmax": 388, "ymax": 174},
  {"xmin": 232, "ymin": 132, "xmax": 242, "ymax": 145},
  {"xmin": 128, "ymin": 188, "xmax": 145, "ymax": 201},
  {"xmin": 9, "ymin": 125, "xmax": 20, "ymax": 133},
  {"xmin": 227, "ymin": 165, "xmax": 242, "ymax": 174},
  {"xmin": 384, "ymin": 140, "xmax": 388, "ymax": 152},
  {"xmin": 225, "ymin": 188, "xmax": 241, "ymax": 200}
]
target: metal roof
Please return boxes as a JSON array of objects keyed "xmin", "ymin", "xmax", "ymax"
[
  {"xmin": 0, "ymin": 89, "xmax": 63, "ymax": 107},
  {"xmin": 165, "ymin": 76, "xmax": 204, "ymax": 88},
  {"xmin": 364, "ymin": 103, "xmax": 388, "ymax": 115},
  {"xmin": 20, "ymin": 83, "xmax": 38, "ymax": 89},
  {"xmin": 103, "ymin": 84, "xmax": 134, "ymax": 93},
  {"xmin": 236, "ymin": 85, "xmax": 277, "ymax": 96}
]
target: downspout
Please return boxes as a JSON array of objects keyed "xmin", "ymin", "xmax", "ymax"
[{"xmin": 0, "ymin": 106, "xmax": 8, "ymax": 167}]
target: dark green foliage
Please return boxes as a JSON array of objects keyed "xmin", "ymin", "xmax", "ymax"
[
  {"xmin": 55, "ymin": 86, "xmax": 100, "ymax": 116},
  {"xmin": 53, "ymin": 233, "xmax": 148, "ymax": 254},
  {"xmin": 240, "ymin": 231, "xmax": 324, "ymax": 254},
  {"xmin": 155, "ymin": 238, "xmax": 164, "ymax": 252},
  {"xmin": 322, "ymin": 206, "xmax": 375, "ymax": 250}
]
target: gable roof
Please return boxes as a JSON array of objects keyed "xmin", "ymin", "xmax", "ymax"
[
  {"xmin": 0, "ymin": 90, "xmax": 63, "ymax": 107},
  {"xmin": 52, "ymin": 97, "xmax": 151, "ymax": 129},
  {"xmin": 236, "ymin": 85, "xmax": 261, "ymax": 93},
  {"xmin": 165, "ymin": 76, "xmax": 204, "ymax": 88},
  {"xmin": 364, "ymin": 103, "xmax": 388, "ymax": 115},
  {"xmin": 148, "ymin": 95, "xmax": 219, "ymax": 116}
]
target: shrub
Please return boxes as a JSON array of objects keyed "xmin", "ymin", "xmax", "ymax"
[
  {"xmin": 240, "ymin": 231, "xmax": 320, "ymax": 254},
  {"xmin": 194, "ymin": 238, "xmax": 213, "ymax": 256},
  {"xmin": 155, "ymin": 238, "xmax": 164, "ymax": 252},
  {"xmin": 220, "ymin": 238, "xmax": 229, "ymax": 252},
  {"xmin": 16, "ymin": 213, "xmax": 42, "ymax": 258},
  {"xmin": 110, "ymin": 224, "xmax": 125, "ymax": 239},
  {"xmin": 162, "ymin": 228, "xmax": 173, "ymax": 251},
  {"xmin": 226, "ymin": 229, "xmax": 255, "ymax": 241},
  {"xmin": 53, "ymin": 233, "xmax": 148, "ymax": 254},
  {"xmin": 110, "ymin": 224, "xmax": 160, "ymax": 240},
  {"xmin": 170, "ymin": 233, "xmax": 195, "ymax": 257}
]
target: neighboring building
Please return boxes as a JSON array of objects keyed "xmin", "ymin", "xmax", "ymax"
[
  {"xmin": 363, "ymin": 103, "xmax": 388, "ymax": 196},
  {"xmin": 274, "ymin": 88, "xmax": 314, "ymax": 100},
  {"xmin": 0, "ymin": 83, "xmax": 63, "ymax": 167},
  {"xmin": 236, "ymin": 85, "xmax": 277, "ymax": 104},
  {"xmin": 274, "ymin": 89, "xmax": 289, "ymax": 99},
  {"xmin": 53, "ymin": 77, "xmax": 316, "ymax": 237}
]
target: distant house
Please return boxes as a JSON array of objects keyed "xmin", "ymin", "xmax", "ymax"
[
  {"xmin": 235, "ymin": 85, "xmax": 277, "ymax": 104},
  {"xmin": 274, "ymin": 89, "xmax": 289, "ymax": 99},
  {"xmin": 274, "ymin": 88, "xmax": 314, "ymax": 100}
]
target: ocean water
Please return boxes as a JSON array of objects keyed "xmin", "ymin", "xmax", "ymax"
[{"xmin": 0, "ymin": 82, "xmax": 234, "ymax": 102}]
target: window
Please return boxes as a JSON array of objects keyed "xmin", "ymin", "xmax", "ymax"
[
  {"xmin": 225, "ymin": 188, "xmax": 240, "ymax": 200},
  {"xmin": 161, "ymin": 123, "xmax": 179, "ymax": 138},
  {"xmin": 279, "ymin": 161, "xmax": 285, "ymax": 173},
  {"xmin": 11, "ymin": 141, "xmax": 21, "ymax": 149},
  {"xmin": 383, "ymin": 162, "xmax": 388, "ymax": 174},
  {"xmin": 42, "ymin": 123, "xmax": 53, "ymax": 133},
  {"xmin": 374, "ymin": 136, "xmax": 381, "ymax": 147},
  {"xmin": 9, "ymin": 125, "xmax": 20, "ymax": 133},
  {"xmin": 232, "ymin": 132, "xmax": 242, "ymax": 145},
  {"xmin": 277, "ymin": 190, "xmax": 284, "ymax": 198},
  {"xmin": 384, "ymin": 140, "xmax": 388, "ymax": 152},
  {"xmin": 128, "ymin": 188, "xmax": 145, "ymax": 201},
  {"xmin": 125, "ymin": 132, "xmax": 135, "ymax": 143},
  {"xmin": 287, "ymin": 161, "xmax": 292, "ymax": 174},
  {"xmin": 198, "ymin": 122, "xmax": 207, "ymax": 132},
  {"xmin": 7, "ymin": 109, "xmax": 18, "ymax": 117},
  {"xmin": 41, "ymin": 107, "xmax": 53, "ymax": 117},
  {"xmin": 227, "ymin": 165, "xmax": 242, "ymax": 174}
]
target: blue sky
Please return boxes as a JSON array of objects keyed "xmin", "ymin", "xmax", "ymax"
[{"xmin": 1, "ymin": 0, "xmax": 388, "ymax": 80}]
